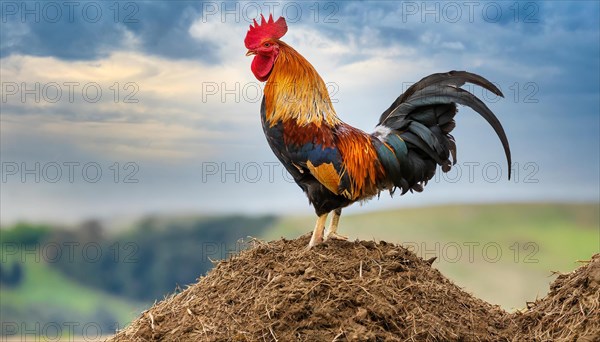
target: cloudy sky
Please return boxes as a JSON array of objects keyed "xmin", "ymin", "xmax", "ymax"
[{"xmin": 1, "ymin": 1, "xmax": 598, "ymax": 225}]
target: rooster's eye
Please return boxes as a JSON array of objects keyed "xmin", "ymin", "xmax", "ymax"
[{"xmin": 264, "ymin": 43, "xmax": 271, "ymax": 47}]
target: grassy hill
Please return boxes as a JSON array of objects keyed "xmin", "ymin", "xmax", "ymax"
[
  {"xmin": 1, "ymin": 215, "xmax": 275, "ymax": 339},
  {"xmin": 1, "ymin": 254, "xmax": 144, "ymax": 338},
  {"xmin": 262, "ymin": 202, "xmax": 599, "ymax": 310}
]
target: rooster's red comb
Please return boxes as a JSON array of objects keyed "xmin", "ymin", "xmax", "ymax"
[{"xmin": 244, "ymin": 14, "xmax": 288, "ymax": 49}]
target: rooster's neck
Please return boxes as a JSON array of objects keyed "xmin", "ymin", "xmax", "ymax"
[{"xmin": 263, "ymin": 42, "xmax": 341, "ymax": 127}]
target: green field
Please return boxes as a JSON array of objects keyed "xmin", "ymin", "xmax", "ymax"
[
  {"xmin": 1, "ymin": 253, "xmax": 145, "ymax": 338},
  {"xmin": 263, "ymin": 202, "xmax": 600, "ymax": 310}
]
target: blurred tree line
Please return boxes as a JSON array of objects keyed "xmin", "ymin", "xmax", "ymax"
[{"xmin": 1, "ymin": 215, "xmax": 276, "ymax": 301}]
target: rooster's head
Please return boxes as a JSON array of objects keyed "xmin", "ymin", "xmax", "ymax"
[{"xmin": 244, "ymin": 14, "xmax": 287, "ymax": 82}]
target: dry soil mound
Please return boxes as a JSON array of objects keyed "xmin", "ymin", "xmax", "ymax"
[
  {"xmin": 513, "ymin": 253, "xmax": 600, "ymax": 342},
  {"xmin": 108, "ymin": 236, "xmax": 599, "ymax": 341}
]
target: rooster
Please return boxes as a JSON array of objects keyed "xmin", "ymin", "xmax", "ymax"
[{"xmin": 244, "ymin": 15, "xmax": 511, "ymax": 248}]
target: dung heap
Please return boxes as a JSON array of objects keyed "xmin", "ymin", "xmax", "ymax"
[
  {"xmin": 108, "ymin": 236, "xmax": 599, "ymax": 341},
  {"xmin": 513, "ymin": 253, "xmax": 600, "ymax": 341}
]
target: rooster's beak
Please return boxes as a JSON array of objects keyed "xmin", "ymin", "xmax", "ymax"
[{"xmin": 246, "ymin": 50, "xmax": 256, "ymax": 56}]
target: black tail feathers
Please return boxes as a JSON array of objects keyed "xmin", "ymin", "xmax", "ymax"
[{"xmin": 373, "ymin": 71, "xmax": 511, "ymax": 195}]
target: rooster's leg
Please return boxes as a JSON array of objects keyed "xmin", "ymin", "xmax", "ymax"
[
  {"xmin": 308, "ymin": 213, "xmax": 328, "ymax": 248},
  {"xmin": 324, "ymin": 208, "xmax": 347, "ymax": 241}
]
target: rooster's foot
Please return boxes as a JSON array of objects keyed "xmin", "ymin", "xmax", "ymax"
[{"xmin": 324, "ymin": 232, "xmax": 348, "ymax": 241}]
